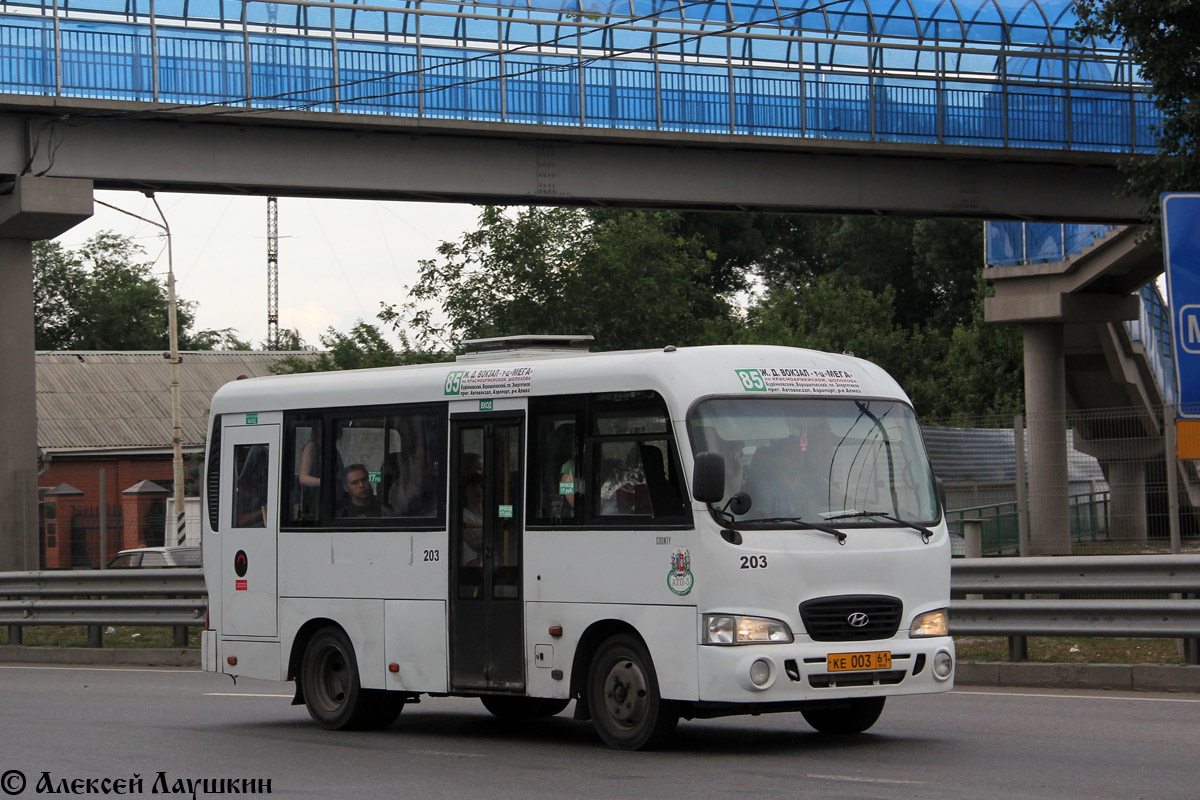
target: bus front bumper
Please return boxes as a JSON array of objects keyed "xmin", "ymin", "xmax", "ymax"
[{"xmin": 694, "ymin": 636, "xmax": 954, "ymax": 704}]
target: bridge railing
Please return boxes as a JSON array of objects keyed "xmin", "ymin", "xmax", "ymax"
[{"xmin": 0, "ymin": 0, "xmax": 1160, "ymax": 152}]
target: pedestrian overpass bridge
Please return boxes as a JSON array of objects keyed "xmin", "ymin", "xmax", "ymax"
[{"xmin": 0, "ymin": 0, "xmax": 1159, "ymax": 219}]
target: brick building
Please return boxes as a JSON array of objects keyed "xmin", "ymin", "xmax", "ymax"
[{"xmin": 36, "ymin": 351, "xmax": 314, "ymax": 568}]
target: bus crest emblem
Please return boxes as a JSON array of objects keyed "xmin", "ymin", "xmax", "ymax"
[{"xmin": 667, "ymin": 548, "xmax": 694, "ymax": 596}]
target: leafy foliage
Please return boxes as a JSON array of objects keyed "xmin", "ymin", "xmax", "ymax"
[
  {"xmin": 396, "ymin": 206, "xmax": 731, "ymax": 352},
  {"xmin": 33, "ymin": 232, "xmax": 229, "ymax": 351},
  {"xmin": 269, "ymin": 318, "xmax": 451, "ymax": 374},
  {"xmin": 301, "ymin": 206, "xmax": 1018, "ymax": 418}
]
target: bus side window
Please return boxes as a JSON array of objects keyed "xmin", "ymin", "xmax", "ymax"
[
  {"xmin": 384, "ymin": 411, "xmax": 442, "ymax": 518},
  {"xmin": 284, "ymin": 417, "xmax": 321, "ymax": 525}
]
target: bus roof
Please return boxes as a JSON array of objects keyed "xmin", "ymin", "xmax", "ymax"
[{"xmin": 208, "ymin": 344, "xmax": 910, "ymax": 417}]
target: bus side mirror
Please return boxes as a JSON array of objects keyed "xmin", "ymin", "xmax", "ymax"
[
  {"xmin": 692, "ymin": 452, "xmax": 726, "ymax": 504},
  {"xmin": 934, "ymin": 476, "xmax": 947, "ymax": 513}
]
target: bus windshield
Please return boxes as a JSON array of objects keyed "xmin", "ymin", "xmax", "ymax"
[{"xmin": 688, "ymin": 397, "xmax": 939, "ymax": 527}]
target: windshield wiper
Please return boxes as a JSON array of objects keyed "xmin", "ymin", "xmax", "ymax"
[
  {"xmin": 823, "ymin": 510, "xmax": 933, "ymax": 543},
  {"xmin": 747, "ymin": 517, "xmax": 847, "ymax": 545}
]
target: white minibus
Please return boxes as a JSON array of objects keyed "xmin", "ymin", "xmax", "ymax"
[{"xmin": 201, "ymin": 337, "xmax": 954, "ymax": 749}]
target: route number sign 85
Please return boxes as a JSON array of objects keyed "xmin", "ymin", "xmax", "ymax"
[{"xmin": 735, "ymin": 369, "xmax": 767, "ymax": 392}]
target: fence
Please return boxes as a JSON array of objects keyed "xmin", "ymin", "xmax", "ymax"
[{"xmin": 926, "ymin": 405, "xmax": 1200, "ymax": 557}]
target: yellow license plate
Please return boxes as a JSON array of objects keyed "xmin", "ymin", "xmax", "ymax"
[{"xmin": 827, "ymin": 651, "xmax": 892, "ymax": 672}]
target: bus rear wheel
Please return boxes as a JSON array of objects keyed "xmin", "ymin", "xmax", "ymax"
[
  {"xmin": 587, "ymin": 634, "xmax": 678, "ymax": 750},
  {"xmin": 481, "ymin": 695, "xmax": 570, "ymax": 720},
  {"xmin": 301, "ymin": 626, "xmax": 401, "ymax": 730},
  {"xmin": 800, "ymin": 696, "xmax": 885, "ymax": 734}
]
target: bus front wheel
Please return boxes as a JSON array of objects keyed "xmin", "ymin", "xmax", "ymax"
[
  {"xmin": 587, "ymin": 634, "xmax": 678, "ymax": 750},
  {"xmin": 301, "ymin": 626, "xmax": 401, "ymax": 730},
  {"xmin": 800, "ymin": 696, "xmax": 885, "ymax": 734}
]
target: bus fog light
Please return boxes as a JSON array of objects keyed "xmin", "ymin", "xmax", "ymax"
[
  {"xmin": 749, "ymin": 659, "xmax": 771, "ymax": 687},
  {"xmin": 933, "ymin": 650, "xmax": 953, "ymax": 680}
]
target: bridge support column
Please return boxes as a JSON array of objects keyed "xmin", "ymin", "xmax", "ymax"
[
  {"xmin": 1023, "ymin": 323, "xmax": 1071, "ymax": 555},
  {"xmin": 1107, "ymin": 460, "xmax": 1149, "ymax": 546},
  {"xmin": 0, "ymin": 177, "xmax": 92, "ymax": 571}
]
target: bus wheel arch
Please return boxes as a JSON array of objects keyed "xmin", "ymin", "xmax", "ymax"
[
  {"xmin": 579, "ymin": 626, "xmax": 679, "ymax": 750},
  {"xmin": 296, "ymin": 621, "xmax": 404, "ymax": 730},
  {"xmin": 569, "ymin": 619, "xmax": 641, "ymax": 721},
  {"xmin": 287, "ymin": 617, "xmax": 341, "ymax": 703}
]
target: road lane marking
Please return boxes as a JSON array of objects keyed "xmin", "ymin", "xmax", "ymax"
[
  {"xmin": 805, "ymin": 774, "xmax": 928, "ymax": 785},
  {"xmin": 952, "ymin": 690, "xmax": 1200, "ymax": 704},
  {"xmin": 204, "ymin": 692, "xmax": 292, "ymax": 698},
  {"xmin": 0, "ymin": 665, "xmax": 192, "ymax": 674},
  {"xmin": 411, "ymin": 750, "xmax": 486, "ymax": 758}
]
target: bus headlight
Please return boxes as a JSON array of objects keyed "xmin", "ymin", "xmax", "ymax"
[
  {"xmin": 909, "ymin": 609, "xmax": 949, "ymax": 638},
  {"xmin": 704, "ymin": 614, "xmax": 793, "ymax": 645}
]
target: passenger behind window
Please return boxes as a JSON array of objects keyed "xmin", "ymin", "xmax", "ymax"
[
  {"xmin": 461, "ymin": 473, "xmax": 484, "ymax": 565},
  {"xmin": 236, "ymin": 444, "xmax": 269, "ymax": 527},
  {"xmin": 639, "ymin": 442, "xmax": 683, "ymax": 517},
  {"xmin": 552, "ymin": 422, "xmax": 576, "ymax": 519},
  {"xmin": 339, "ymin": 463, "xmax": 382, "ymax": 518}
]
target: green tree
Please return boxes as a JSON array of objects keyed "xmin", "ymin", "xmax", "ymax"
[
  {"xmin": 1076, "ymin": 1, "xmax": 1200, "ymax": 220},
  {"xmin": 33, "ymin": 232, "xmax": 228, "ymax": 350},
  {"xmin": 397, "ymin": 206, "xmax": 734, "ymax": 351},
  {"xmin": 270, "ymin": 319, "xmax": 451, "ymax": 374}
]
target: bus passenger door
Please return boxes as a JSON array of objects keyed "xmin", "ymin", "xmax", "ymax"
[
  {"xmin": 220, "ymin": 422, "xmax": 280, "ymax": 638},
  {"xmin": 449, "ymin": 416, "xmax": 524, "ymax": 692}
]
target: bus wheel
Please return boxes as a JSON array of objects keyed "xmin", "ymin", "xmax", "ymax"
[
  {"xmin": 363, "ymin": 691, "xmax": 406, "ymax": 729},
  {"xmin": 587, "ymin": 635, "xmax": 678, "ymax": 750},
  {"xmin": 800, "ymin": 697, "xmax": 886, "ymax": 734},
  {"xmin": 301, "ymin": 627, "xmax": 371, "ymax": 730},
  {"xmin": 481, "ymin": 695, "xmax": 570, "ymax": 720}
]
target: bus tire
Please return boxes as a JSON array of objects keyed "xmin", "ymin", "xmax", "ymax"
[
  {"xmin": 362, "ymin": 690, "xmax": 406, "ymax": 729},
  {"xmin": 799, "ymin": 696, "xmax": 885, "ymax": 734},
  {"xmin": 587, "ymin": 634, "xmax": 678, "ymax": 750},
  {"xmin": 300, "ymin": 626, "xmax": 374, "ymax": 730},
  {"xmin": 480, "ymin": 695, "xmax": 570, "ymax": 720}
]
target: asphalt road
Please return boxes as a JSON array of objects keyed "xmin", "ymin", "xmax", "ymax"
[{"xmin": 1, "ymin": 664, "xmax": 1196, "ymax": 800}]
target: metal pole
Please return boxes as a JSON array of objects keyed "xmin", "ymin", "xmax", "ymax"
[
  {"xmin": 1015, "ymin": 414, "xmax": 1030, "ymax": 556},
  {"xmin": 1165, "ymin": 405, "xmax": 1181, "ymax": 554},
  {"xmin": 150, "ymin": 0, "xmax": 159, "ymax": 102},
  {"xmin": 98, "ymin": 469, "xmax": 107, "ymax": 568},
  {"xmin": 147, "ymin": 196, "xmax": 187, "ymax": 551}
]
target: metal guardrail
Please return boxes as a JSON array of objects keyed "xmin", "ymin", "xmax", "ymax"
[
  {"xmin": 2, "ymin": 558, "xmax": 1198, "ymax": 654},
  {"xmin": 0, "ymin": 569, "xmax": 207, "ymax": 629},
  {"xmin": 950, "ymin": 556, "xmax": 1200, "ymax": 653}
]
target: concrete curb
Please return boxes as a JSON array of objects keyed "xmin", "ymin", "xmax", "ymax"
[
  {"xmin": 0, "ymin": 645, "xmax": 199, "ymax": 667},
  {"xmin": 956, "ymin": 661, "xmax": 1200, "ymax": 693}
]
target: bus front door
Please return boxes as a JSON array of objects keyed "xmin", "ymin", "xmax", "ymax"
[{"xmin": 449, "ymin": 416, "xmax": 524, "ymax": 692}]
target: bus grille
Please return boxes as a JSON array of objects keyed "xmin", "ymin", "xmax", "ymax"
[{"xmin": 799, "ymin": 595, "xmax": 903, "ymax": 642}]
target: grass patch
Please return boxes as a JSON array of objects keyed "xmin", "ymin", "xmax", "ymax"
[
  {"xmin": 1, "ymin": 625, "xmax": 200, "ymax": 649},
  {"xmin": 955, "ymin": 636, "xmax": 1188, "ymax": 664}
]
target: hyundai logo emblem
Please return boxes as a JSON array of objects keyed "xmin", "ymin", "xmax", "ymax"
[{"xmin": 847, "ymin": 612, "xmax": 870, "ymax": 628}]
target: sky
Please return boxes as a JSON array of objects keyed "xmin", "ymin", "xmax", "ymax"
[{"xmin": 55, "ymin": 190, "xmax": 484, "ymax": 349}]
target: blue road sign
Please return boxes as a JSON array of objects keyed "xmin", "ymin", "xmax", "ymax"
[{"xmin": 1163, "ymin": 193, "xmax": 1200, "ymax": 419}]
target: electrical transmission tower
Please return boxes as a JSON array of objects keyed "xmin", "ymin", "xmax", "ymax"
[{"xmin": 266, "ymin": 195, "xmax": 279, "ymax": 350}]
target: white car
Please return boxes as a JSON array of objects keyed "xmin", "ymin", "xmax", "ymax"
[{"xmin": 107, "ymin": 546, "xmax": 202, "ymax": 568}]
